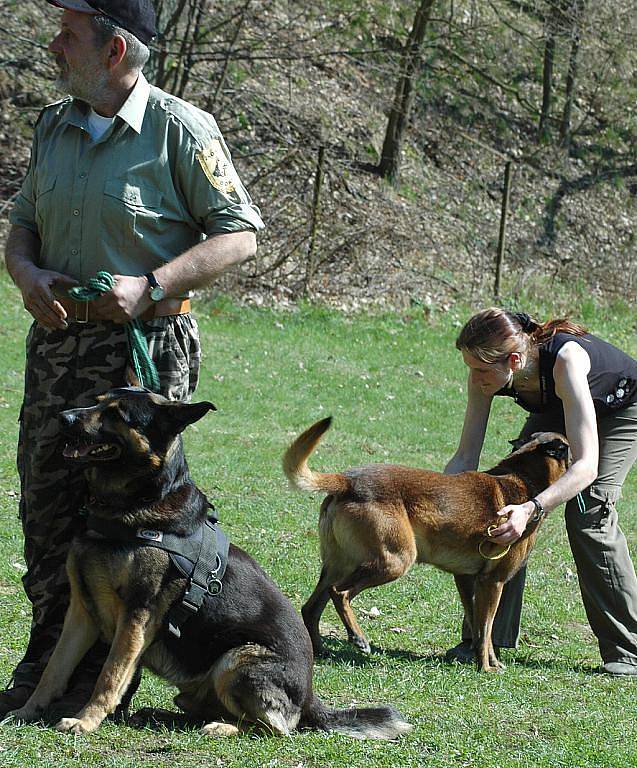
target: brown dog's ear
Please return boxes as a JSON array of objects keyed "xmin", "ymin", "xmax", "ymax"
[
  {"xmin": 540, "ymin": 438, "xmax": 569, "ymax": 460},
  {"xmin": 161, "ymin": 401, "xmax": 217, "ymax": 433}
]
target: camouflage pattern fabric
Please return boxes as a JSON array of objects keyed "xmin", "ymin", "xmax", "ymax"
[{"xmin": 12, "ymin": 314, "xmax": 200, "ymax": 687}]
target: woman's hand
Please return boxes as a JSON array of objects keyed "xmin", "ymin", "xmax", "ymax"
[{"xmin": 488, "ymin": 502, "xmax": 535, "ymax": 544}]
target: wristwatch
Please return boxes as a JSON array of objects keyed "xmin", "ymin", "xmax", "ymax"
[
  {"xmin": 145, "ymin": 272, "xmax": 165, "ymax": 302},
  {"xmin": 529, "ymin": 497, "xmax": 545, "ymax": 523}
]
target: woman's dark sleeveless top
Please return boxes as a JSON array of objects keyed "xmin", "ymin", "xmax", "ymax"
[{"xmin": 496, "ymin": 332, "xmax": 637, "ymax": 416}]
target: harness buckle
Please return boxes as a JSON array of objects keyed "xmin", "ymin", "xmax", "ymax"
[{"xmin": 181, "ymin": 581, "xmax": 207, "ymax": 613}]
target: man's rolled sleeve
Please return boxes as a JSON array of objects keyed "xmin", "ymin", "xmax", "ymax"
[{"xmin": 177, "ymin": 128, "xmax": 264, "ymax": 237}]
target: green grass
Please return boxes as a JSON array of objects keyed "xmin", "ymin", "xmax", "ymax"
[{"xmin": 1, "ymin": 269, "xmax": 637, "ymax": 767}]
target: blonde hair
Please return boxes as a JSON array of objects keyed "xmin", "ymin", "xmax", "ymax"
[{"xmin": 456, "ymin": 308, "xmax": 586, "ymax": 364}]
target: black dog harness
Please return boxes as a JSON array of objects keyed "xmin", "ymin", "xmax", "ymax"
[{"xmin": 85, "ymin": 512, "xmax": 230, "ymax": 638}]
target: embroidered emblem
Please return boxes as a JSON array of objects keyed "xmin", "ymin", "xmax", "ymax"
[
  {"xmin": 137, "ymin": 528, "xmax": 163, "ymax": 542},
  {"xmin": 197, "ymin": 139, "xmax": 239, "ymax": 197}
]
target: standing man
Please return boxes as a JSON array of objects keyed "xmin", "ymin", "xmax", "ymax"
[{"xmin": 2, "ymin": 0, "xmax": 264, "ymax": 719}]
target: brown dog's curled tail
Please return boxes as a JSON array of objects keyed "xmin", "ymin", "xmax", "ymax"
[{"xmin": 283, "ymin": 417, "xmax": 351, "ymax": 494}]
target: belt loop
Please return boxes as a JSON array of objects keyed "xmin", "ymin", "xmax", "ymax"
[{"xmin": 76, "ymin": 301, "xmax": 89, "ymax": 324}]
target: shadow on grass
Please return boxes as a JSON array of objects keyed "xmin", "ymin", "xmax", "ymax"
[
  {"xmin": 126, "ymin": 706, "xmax": 204, "ymax": 732},
  {"xmin": 315, "ymin": 636, "xmax": 599, "ymax": 675},
  {"xmin": 314, "ymin": 637, "xmax": 449, "ymax": 667}
]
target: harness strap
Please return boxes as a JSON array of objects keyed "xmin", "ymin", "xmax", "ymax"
[
  {"xmin": 166, "ymin": 524, "xmax": 230, "ymax": 637},
  {"xmin": 84, "ymin": 512, "xmax": 229, "ymax": 638}
]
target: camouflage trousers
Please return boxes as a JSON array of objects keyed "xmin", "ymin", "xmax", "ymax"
[{"xmin": 12, "ymin": 314, "xmax": 200, "ymax": 687}]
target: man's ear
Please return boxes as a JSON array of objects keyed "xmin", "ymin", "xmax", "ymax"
[
  {"xmin": 106, "ymin": 34, "xmax": 127, "ymax": 70},
  {"xmin": 161, "ymin": 401, "xmax": 217, "ymax": 433}
]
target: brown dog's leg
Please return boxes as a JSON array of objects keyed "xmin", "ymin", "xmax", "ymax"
[
  {"xmin": 473, "ymin": 579, "xmax": 505, "ymax": 672},
  {"xmin": 302, "ymin": 567, "xmax": 335, "ymax": 655},
  {"xmin": 453, "ymin": 574, "xmax": 475, "ymax": 641},
  {"xmin": 333, "ymin": 557, "xmax": 412, "ymax": 654},
  {"xmin": 55, "ymin": 610, "xmax": 154, "ymax": 734},
  {"xmin": 330, "ymin": 586, "xmax": 372, "ymax": 653},
  {"xmin": 11, "ymin": 595, "xmax": 99, "ymax": 722}
]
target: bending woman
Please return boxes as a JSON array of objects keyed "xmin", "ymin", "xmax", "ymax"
[{"xmin": 445, "ymin": 308, "xmax": 637, "ymax": 675}]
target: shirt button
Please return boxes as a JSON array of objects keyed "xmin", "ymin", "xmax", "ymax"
[
  {"xmin": 79, "ymin": 173, "xmax": 87, "ymax": 179},
  {"xmin": 73, "ymin": 209, "xmax": 80, "ymax": 216},
  {"xmin": 71, "ymin": 248, "xmax": 78, "ymax": 255}
]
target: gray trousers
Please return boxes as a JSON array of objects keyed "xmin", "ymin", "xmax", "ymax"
[{"xmin": 462, "ymin": 403, "xmax": 637, "ymax": 665}]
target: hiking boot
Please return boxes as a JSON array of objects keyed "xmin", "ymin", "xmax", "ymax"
[
  {"xmin": 445, "ymin": 640, "xmax": 476, "ymax": 663},
  {"xmin": 43, "ymin": 677, "xmax": 96, "ymax": 724},
  {"xmin": 445, "ymin": 640, "xmax": 504, "ymax": 664},
  {"xmin": 0, "ymin": 685, "xmax": 35, "ymax": 720},
  {"xmin": 601, "ymin": 661, "xmax": 637, "ymax": 677},
  {"xmin": 44, "ymin": 665, "xmax": 142, "ymax": 724}
]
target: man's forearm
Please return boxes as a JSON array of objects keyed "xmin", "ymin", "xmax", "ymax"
[
  {"xmin": 153, "ymin": 230, "xmax": 256, "ymax": 297},
  {"xmin": 5, "ymin": 225, "xmax": 41, "ymax": 290}
]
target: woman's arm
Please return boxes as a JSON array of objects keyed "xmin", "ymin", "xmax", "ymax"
[
  {"xmin": 491, "ymin": 341, "xmax": 599, "ymax": 543},
  {"xmin": 444, "ymin": 373, "xmax": 492, "ymax": 474}
]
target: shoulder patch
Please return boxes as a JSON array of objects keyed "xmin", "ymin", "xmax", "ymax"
[{"xmin": 197, "ymin": 139, "xmax": 240, "ymax": 197}]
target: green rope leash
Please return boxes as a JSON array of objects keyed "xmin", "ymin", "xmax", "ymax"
[{"xmin": 68, "ymin": 270, "xmax": 161, "ymax": 393}]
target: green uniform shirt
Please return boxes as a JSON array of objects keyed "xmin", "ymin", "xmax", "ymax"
[{"xmin": 10, "ymin": 73, "xmax": 264, "ymax": 282}]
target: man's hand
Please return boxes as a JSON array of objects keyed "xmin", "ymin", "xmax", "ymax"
[
  {"xmin": 16, "ymin": 265, "xmax": 79, "ymax": 330},
  {"xmin": 488, "ymin": 502, "xmax": 535, "ymax": 545},
  {"xmin": 90, "ymin": 275, "xmax": 152, "ymax": 323}
]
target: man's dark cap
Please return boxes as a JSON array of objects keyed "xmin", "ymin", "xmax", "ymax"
[{"xmin": 47, "ymin": 0, "xmax": 157, "ymax": 45}]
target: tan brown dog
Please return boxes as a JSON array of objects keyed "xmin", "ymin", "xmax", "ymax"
[{"xmin": 283, "ymin": 418, "xmax": 569, "ymax": 672}]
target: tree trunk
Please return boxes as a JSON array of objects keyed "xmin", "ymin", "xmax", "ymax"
[
  {"xmin": 377, "ymin": 0, "xmax": 436, "ymax": 184},
  {"xmin": 560, "ymin": 0, "xmax": 586, "ymax": 149},
  {"xmin": 538, "ymin": 35, "xmax": 555, "ymax": 141}
]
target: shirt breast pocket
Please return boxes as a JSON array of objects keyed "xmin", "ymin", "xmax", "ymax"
[{"xmin": 103, "ymin": 180, "xmax": 164, "ymax": 251}]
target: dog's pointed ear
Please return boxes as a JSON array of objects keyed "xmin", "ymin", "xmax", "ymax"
[
  {"xmin": 541, "ymin": 438, "xmax": 569, "ymax": 460},
  {"xmin": 161, "ymin": 401, "xmax": 216, "ymax": 433}
]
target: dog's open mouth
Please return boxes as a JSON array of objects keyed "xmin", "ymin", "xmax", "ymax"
[{"xmin": 63, "ymin": 441, "xmax": 121, "ymax": 462}]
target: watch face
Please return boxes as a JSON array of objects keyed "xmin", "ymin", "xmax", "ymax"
[{"xmin": 150, "ymin": 284, "xmax": 165, "ymax": 301}]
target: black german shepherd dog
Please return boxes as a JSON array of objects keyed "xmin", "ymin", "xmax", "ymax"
[{"xmin": 10, "ymin": 387, "xmax": 410, "ymax": 739}]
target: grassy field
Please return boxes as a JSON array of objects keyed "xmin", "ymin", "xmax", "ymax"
[{"xmin": 1, "ymin": 269, "xmax": 637, "ymax": 767}]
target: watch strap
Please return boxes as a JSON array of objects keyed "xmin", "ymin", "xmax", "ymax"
[{"xmin": 529, "ymin": 497, "xmax": 545, "ymax": 523}]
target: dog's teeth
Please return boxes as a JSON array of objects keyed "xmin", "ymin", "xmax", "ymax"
[{"xmin": 73, "ymin": 450, "xmax": 80, "ymax": 458}]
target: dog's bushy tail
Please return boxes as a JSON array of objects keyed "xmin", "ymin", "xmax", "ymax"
[
  {"xmin": 283, "ymin": 417, "xmax": 351, "ymax": 494},
  {"xmin": 302, "ymin": 695, "xmax": 412, "ymax": 740}
]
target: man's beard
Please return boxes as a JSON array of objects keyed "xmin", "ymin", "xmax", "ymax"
[{"xmin": 55, "ymin": 56, "xmax": 110, "ymax": 107}]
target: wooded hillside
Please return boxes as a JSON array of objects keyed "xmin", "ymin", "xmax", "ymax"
[{"xmin": 1, "ymin": 0, "xmax": 636, "ymax": 310}]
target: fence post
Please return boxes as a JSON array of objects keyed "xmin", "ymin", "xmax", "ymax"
[
  {"xmin": 494, "ymin": 160, "xmax": 513, "ymax": 301},
  {"xmin": 304, "ymin": 146, "xmax": 326, "ymax": 296}
]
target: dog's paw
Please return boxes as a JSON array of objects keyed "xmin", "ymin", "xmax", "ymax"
[
  {"xmin": 480, "ymin": 662, "xmax": 506, "ymax": 673},
  {"xmin": 55, "ymin": 716, "xmax": 100, "ymax": 734},
  {"xmin": 201, "ymin": 721, "xmax": 239, "ymax": 737},
  {"xmin": 351, "ymin": 636, "xmax": 372, "ymax": 654}
]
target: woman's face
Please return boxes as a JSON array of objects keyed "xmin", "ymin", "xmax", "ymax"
[{"xmin": 462, "ymin": 349, "xmax": 514, "ymax": 396}]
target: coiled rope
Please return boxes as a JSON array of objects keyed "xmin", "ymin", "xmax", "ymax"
[{"xmin": 68, "ymin": 271, "xmax": 160, "ymax": 392}]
